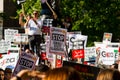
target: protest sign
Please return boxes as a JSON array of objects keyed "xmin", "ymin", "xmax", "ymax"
[
  {"xmin": 12, "ymin": 52, "xmax": 38, "ymax": 76},
  {"xmin": 49, "ymin": 27, "xmax": 67, "ymax": 56},
  {"xmin": 72, "ymin": 49, "xmax": 84, "ymax": 59},
  {"xmin": 4, "ymin": 29, "xmax": 18, "ymax": 42},
  {"xmin": 68, "ymin": 32, "xmax": 87, "ymax": 52},
  {"xmin": 102, "ymin": 32, "xmax": 112, "ymax": 44},
  {"xmin": 94, "ymin": 42, "xmax": 119, "ymax": 65},
  {"xmin": 7, "ymin": 47, "xmax": 20, "ymax": 54},
  {"xmin": 42, "ymin": 19, "xmax": 53, "ymax": 34},
  {"xmin": 100, "ymin": 48, "xmax": 117, "ymax": 65},
  {"xmin": 0, "ymin": 53, "xmax": 19, "ymax": 70},
  {"xmin": 84, "ymin": 47, "xmax": 97, "ymax": 62},
  {"xmin": 13, "ymin": 33, "xmax": 28, "ymax": 44},
  {"xmin": 0, "ymin": 40, "xmax": 11, "ymax": 53},
  {"xmin": 63, "ymin": 61, "xmax": 101, "ymax": 80}
]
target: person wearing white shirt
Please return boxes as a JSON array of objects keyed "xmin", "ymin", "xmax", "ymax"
[{"xmin": 24, "ymin": 10, "xmax": 43, "ymax": 57}]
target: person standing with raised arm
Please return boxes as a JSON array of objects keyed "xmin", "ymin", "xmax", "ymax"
[{"xmin": 24, "ymin": 10, "xmax": 42, "ymax": 57}]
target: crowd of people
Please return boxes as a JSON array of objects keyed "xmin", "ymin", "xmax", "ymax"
[
  {"xmin": 1, "ymin": 0, "xmax": 120, "ymax": 80},
  {"xmin": 0, "ymin": 65, "xmax": 120, "ymax": 80}
]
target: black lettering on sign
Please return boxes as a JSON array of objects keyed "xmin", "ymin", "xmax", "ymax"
[
  {"xmin": 52, "ymin": 41, "xmax": 64, "ymax": 51},
  {"xmin": 19, "ymin": 58, "xmax": 34, "ymax": 68},
  {"xmin": 6, "ymin": 58, "xmax": 15, "ymax": 63},
  {"xmin": 52, "ymin": 33, "xmax": 64, "ymax": 41}
]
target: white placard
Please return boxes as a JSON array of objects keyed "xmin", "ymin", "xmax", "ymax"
[
  {"xmin": 84, "ymin": 47, "xmax": 97, "ymax": 61},
  {"xmin": 102, "ymin": 32, "xmax": 112, "ymax": 44},
  {"xmin": 4, "ymin": 29, "xmax": 18, "ymax": 42},
  {"xmin": 13, "ymin": 34, "xmax": 28, "ymax": 44},
  {"xmin": 68, "ymin": 33, "xmax": 88, "ymax": 51},
  {"xmin": 0, "ymin": 53, "xmax": 19, "ymax": 70},
  {"xmin": 49, "ymin": 27, "xmax": 67, "ymax": 56},
  {"xmin": 100, "ymin": 48, "xmax": 116, "ymax": 65},
  {"xmin": 0, "ymin": 40, "xmax": 11, "ymax": 53}
]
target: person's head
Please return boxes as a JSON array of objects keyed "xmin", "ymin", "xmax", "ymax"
[
  {"xmin": 96, "ymin": 69, "xmax": 120, "ymax": 80},
  {"xmin": 43, "ymin": 66, "xmax": 82, "ymax": 80},
  {"xmin": 36, "ymin": 64, "xmax": 50, "ymax": 72},
  {"xmin": 0, "ymin": 68, "xmax": 4, "ymax": 80},
  {"xmin": 4, "ymin": 68, "xmax": 12, "ymax": 80},
  {"xmin": 33, "ymin": 10, "xmax": 39, "ymax": 18},
  {"xmin": 25, "ymin": 49, "xmax": 31, "ymax": 53}
]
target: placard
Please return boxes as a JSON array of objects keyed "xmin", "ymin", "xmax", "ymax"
[
  {"xmin": 49, "ymin": 27, "xmax": 67, "ymax": 56},
  {"xmin": 12, "ymin": 52, "xmax": 38, "ymax": 76}
]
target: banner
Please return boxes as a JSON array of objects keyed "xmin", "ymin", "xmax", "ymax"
[{"xmin": 63, "ymin": 61, "xmax": 100, "ymax": 80}]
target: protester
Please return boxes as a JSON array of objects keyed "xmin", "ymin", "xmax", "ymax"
[
  {"xmin": 35, "ymin": 64, "xmax": 50, "ymax": 72},
  {"xmin": 25, "ymin": 48, "xmax": 34, "ymax": 55},
  {"xmin": 10, "ymin": 64, "xmax": 50, "ymax": 80},
  {"xmin": 24, "ymin": 13, "xmax": 32, "ymax": 34},
  {"xmin": 19, "ymin": 12, "xmax": 26, "ymax": 28},
  {"xmin": 10, "ymin": 69, "xmax": 45, "ymax": 80},
  {"xmin": 0, "ymin": 68, "xmax": 5, "ymax": 80},
  {"xmin": 110, "ymin": 63, "xmax": 118, "ymax": 69},
  {"xmin": 44, "ymin": 66, "xmax": 82, "ymax": 80},
  {"xmin": 61, "ymin": 17, "xmax": 72, "ymax": 32},
  {"xmin": 96, "ymin": 69, "xmax": 120, "ymax": 80},
  {"xmin": 19, "ymin": 13, "xmax": 32, "ymax": 50},
  {"xmin": 4, "ymin": 68, "xmax": 12, "ymax": 80},
  {"xmin": 10, "ymin": 66, "xmax": 82, "ymax": 80}
]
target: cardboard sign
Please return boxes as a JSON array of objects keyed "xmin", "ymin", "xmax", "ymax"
[
  {"xmin": 68, "ymin": 33, "xmax": 87, "ymax": 52},
  {"xmin": 0, "ymin": 53, "xmax": 19, "ymax": 70},
  {"xmin": 84, "ymin": 47, "xmax": 96, "ymax": 61},
  {"xmin": 72, "ymin": 49, "xmax": 84, "ymax": 59},
  {"xmin": 0, "ymin": 40, "xmax": 11, "ymax": 53},
  {"xmin": 56, "ymin": 59, "xmax": 62, "ymax": 68},
  {"xmin": 49, "ymin": 27, "xmax": 67, "ymax": 56},
  {"xmin": 12, "ymin": 52, "xmax": 38, "ymax": 76},
  {"xmin": 4, "ymin": 29, "xmax": 18, "ymax": 42},
  {"xmin": 63, "ymin": 61, "xmax": 101, "ymax": 80},
  {"xmin": 42, "ymin": 26, "xmax": 50, "ymax": 34},
  {"xmin": 102, "ymin": 32, "xmax": 112, "ymax": 44},
  {"xmin": 100, "ymin": 48, "xmax": 117, "ymax": 65},
  {"xmin": 13, "ymin": 34, "xmax": 28, "ymax": 44}
]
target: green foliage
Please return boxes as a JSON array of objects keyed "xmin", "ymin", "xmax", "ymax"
[
  {"xmin": 60, "ymin": 0, "xmax": 120, "ymax": 46},
  {"xmin": 13, "ymin": 0, "xmax": 120, "ymax": 46},
  {"xmin": 13, "ymin": 0, "xmax": 41, "ymax": 18}
]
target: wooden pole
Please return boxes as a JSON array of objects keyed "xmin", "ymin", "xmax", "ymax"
[{"xmin": 45, "ymin": 1, "xmax": 57, "ymax": 19}]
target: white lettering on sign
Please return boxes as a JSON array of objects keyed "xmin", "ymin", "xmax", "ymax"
[{"xmin": 43, "ymin": 19, "xmax": 53, "ymax": 27}]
